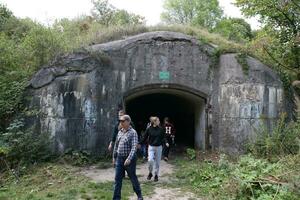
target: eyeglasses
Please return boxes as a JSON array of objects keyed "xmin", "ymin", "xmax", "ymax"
[{"xmin": 119, "ymin": 120, "xmax": 126, "ymax": 123}]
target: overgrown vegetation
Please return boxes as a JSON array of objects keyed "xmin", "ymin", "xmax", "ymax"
[
  {"xmin": 235, "ymin": 52, "xmax": 250, "ymax": 76},
  {"xmin": 0, "ymin": 1, "xmax": 299, "ymax": 199},
  {"xmin": 161, "ymin": 0, "xmax": 223, "ymax": 30},
  {"xmin": 175, "ymin": 114, "xmax": 300, "ymax": 199},
  {"xmin": 248, "ymin": 113, "xmax": 300, "ymax": 160},
  {"xmin": 0, "ymin": 0, "xmax": 297, "ymax": 133},
  {"xmin": 0, "ymin": 116, "xmax": 53, "ymax": 183},
  {"xmin": 175, "ymin": 153, "xmax": 300, "ymax": 200}
]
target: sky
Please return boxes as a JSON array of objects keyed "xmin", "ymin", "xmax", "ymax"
[{"xmin": 0, "ymin": 0, "xmax": 261, "ymax": 29}]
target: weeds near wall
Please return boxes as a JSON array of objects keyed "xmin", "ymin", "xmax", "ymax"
[
  {"xmin": 186, "ymin": 148, "xmax": 196, "ymax": 160},
  {"xmin": 175, "ymin": 152, "xmax": 300, "ymax": 199},
  {"xmin": 60, "ymin": 149, "xmax": 93, "ymax": 166},
  {"xmin": 0, "ymin": 117, "xmax": 53, "ymax": 179},
  {"xmin": 247, "ymin": 113, "xmax": 300, "ymax": 161}
]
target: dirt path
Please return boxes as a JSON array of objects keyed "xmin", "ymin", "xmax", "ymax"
[
  {"xmin": 81, "ymin": 160, "xmax": 201, "ymax": 200},
  {"xmin": 81, "ymin": 161, "xmax": 174, "ymax": 183}
]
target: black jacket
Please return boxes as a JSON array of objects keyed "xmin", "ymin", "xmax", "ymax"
[{"xmin": 141, "ymin": 126, "xmax": 167, "ymax": 146}]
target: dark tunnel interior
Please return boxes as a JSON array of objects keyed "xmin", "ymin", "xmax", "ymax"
[{"xmin": 125, "ymin": 92, "xmax": 199, "ymax": 148}]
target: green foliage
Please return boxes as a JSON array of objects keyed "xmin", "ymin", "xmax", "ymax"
[
  {"xmin": 214, "ymin": 17, "xmax": 252, "ymax": 42},
  {"xmin": 236, "ymin": 0, "xmax": 300, "ymax": 106},
  {"xmin": 0, "ymin": 118, "xmax": 53, "ymax": 168},
  {"xmin": 1, "ymin": 162, "xmax": 155, "ymax": 200},
  {"xmin": 235, "ymin": 0, "xmax": 300, "ymax": 85},
  {"xmin": 186, "ymin": 148, "xmax": 196, "ymax": 160},
  {"xmin": 248, "ymin": 113, "xmax": 300, "ymax": 160},
  {"xmin": 111, "ymin": 9, "xmax": 145, "ymax": 26},
  {"xmin": 175, "ymin": 153, "xmax": 300, "ymax": 199},
  {"xmin": 20, "ymin": 25, "xmax": 68, "ymax": 67},
  {"xmin": 235, "ymin": 52, "xmax": 250, "ymax": 75},
  {"xmin": 0, "ymin": 4, "xmax": 70, "ymax": 132},
  {"xmin": 61, "ymin": 149, "xmax": 93, "ymax": 166},
  {"xmin": 0, "ymin": 32, "xmax": 31, "ymax": 131},
  {"xmin": 91, "ymin": 0, "xmax": 145, "ymax": 26},
  {"xmin": 161, "ymin": 0, "xmax": 223, "ymax": 29},
  {"xmin": 0, "ymin": 3, "xmax": 13, "ymax": 29},
  {"xmin": 233, "ymin": 155, "xmax": 299, "ymax": 200},
  {"xmin": 91, "ymin": 0, "xmax": 115, "ymax": 26}
]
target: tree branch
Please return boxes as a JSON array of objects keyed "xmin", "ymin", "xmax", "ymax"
[
  {"xmin": 262, "ymin": 45, "xmax": 298, "ymax": 74},
  {"xmin": 274, "ymin": 6, "xmax": 297, "ymax": 34},
  {"xmin": 290, "ymin": 0, "xmax": 300, "ymax": 10}
]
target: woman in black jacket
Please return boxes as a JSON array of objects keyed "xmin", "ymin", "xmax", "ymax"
[{"xmin": 141, "ymin": 117, "xmax": 169, "ymax": 182}]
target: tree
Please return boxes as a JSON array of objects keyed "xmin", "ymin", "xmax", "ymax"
[
  {"xmin": 161, "ymin": 0, "xmax": 223, "ymax": 29},
  {"xmin": 214, "ymin": 17, "xmax": 252, "ymax": 42},
  {"xmin": 235, "ymin": 0, "xmax": 300, "ymax": 87},
  {"xmin": 1, "ymin": 4, "xmax": 36, "ymax": 41},
  {"xmin": 91, "ymin": 0, "xmax": 115, "ymax": 26},
  {"xmin": 0, "ymin": 6, "xmax": 68, "ymax": 132},
  {"xmin": 91, "ymin": 0, "xmax": 145, "ymax": 26},
  {"xmin": 0, "ymin": 4, "xmax": 13, "ymax": 29},
  {"xmin": 112, "ymin": 9, "xmax": 145, "ymax": 26}
]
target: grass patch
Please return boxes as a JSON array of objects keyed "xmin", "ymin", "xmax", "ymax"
[
  {"xmin": 83, "ymin": 24, "xmax": 245, "ymax": 54},
  {"xmin": 0, "ymin": 161, "xmax": 154, "ymax": 200}
]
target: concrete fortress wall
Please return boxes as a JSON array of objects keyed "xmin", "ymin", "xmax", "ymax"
[{"xmin": 27, "ymin": 31, "xmax": 285, "ymax": 155}]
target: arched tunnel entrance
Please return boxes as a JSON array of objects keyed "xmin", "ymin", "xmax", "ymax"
[{"xmin": 124, "ymin": 86, "xmax": 207, "ymax": 150}]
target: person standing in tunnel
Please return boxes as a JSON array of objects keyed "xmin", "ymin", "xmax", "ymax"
[
  {"xmin": 112, "ymin": 115, "xmax": 143, "ymax": 200},
  {"xmin": 162, "ymin": 117, "xmax": 176, "ymax": 161},
  {"xmin": 140, "ymin": 117, "xmax": 169, "ymax": 182}
]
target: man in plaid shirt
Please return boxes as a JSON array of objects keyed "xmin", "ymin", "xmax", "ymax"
[{"xmin": 112, "ymin": 115, "xmax": 143, "ymax": 200}]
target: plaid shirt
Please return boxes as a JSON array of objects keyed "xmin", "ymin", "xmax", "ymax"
[{"xmin": 113, "ymin": 127, "xmax": 138, "ymax": 161}]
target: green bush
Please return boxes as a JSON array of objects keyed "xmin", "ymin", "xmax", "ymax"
[
  {"xmin": 186, "ymin": 148, "xmax": 196, "ymax": 160},
  {"xmin": 233, "ymin": 155, "xmax": 299, "ymax": 200},
  {"xmin": 176, "ymin": 153, "xmax": 299, "ymax": 199},
  {"xmin": 61, "ymin": 149, "xmax": 93, "ymax": 166},
  {"xmin": 248, "ymin": 113, "xmax": 300, "ymax": 160},
  {"xmin": 0, "ymin": 117, "xmax": 53, "ymax": 169}
]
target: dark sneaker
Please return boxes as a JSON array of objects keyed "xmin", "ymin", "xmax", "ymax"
[
  {"xmin": 164, "ymin": 157, "xmax": 168, "ymax": 161},
  {"xmin": 154, "ymin": 175, "xmax": 158, "ymax": 182},
  {"xmin": 147, "ymin": 173, "xmax": 153, "ymax": 180},
  {"xmin": 137, "ymin": 198, "xmax": 143, "ymax": 200}
]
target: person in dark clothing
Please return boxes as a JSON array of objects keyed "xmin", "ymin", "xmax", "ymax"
[
  {"xmin": 141, "ymin": 116, "xmax": 155, "ymax": 161},
  {"xmin": 162, "ymin": 117, "xmax": 176, "ymax": 161},
  {"xmin": 140, "ymin": 117, "xmax": 169, "ymax": 182}
]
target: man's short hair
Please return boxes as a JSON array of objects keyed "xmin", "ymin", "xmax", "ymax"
[{"xmin": 120, "ymin": 115, "xmax": 131, "ymax": 122}]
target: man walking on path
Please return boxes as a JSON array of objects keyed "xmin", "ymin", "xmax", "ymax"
[
  {"xmin": 108, "ymin": 110, "xmax": 134, "ymax": 152},
  {"xmin": 112, "ymin": 115, "xmax": 143, "ymax": 200}
]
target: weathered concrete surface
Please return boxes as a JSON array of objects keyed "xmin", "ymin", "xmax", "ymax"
[
  {"xmin": 212, "ymin": 54, "xmax": 285, "ymax": 153},
  {"xmin": 27, "ymin": 31, "xmax": 288, "ymax": 155}
]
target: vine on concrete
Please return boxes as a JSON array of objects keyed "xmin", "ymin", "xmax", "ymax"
[{"xmin": 235, "ymin": 52, "xmax": 249, "ymax": 76}]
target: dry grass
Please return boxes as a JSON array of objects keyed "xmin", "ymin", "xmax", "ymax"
[{"xmin": 71, "ymin": 24, "xmax": 244, "ymax": 53}]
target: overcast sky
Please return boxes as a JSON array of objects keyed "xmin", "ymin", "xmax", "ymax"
[{"xmin": 0, "ymin": 0, "xmax": 261, "ymax": 29}]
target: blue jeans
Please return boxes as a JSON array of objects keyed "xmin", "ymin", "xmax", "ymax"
[
  {"xmin": 148, "ymin": 145, "xmax": 162, "ymax": 176},
  {"xmin": 113, "ymin": 155, "xmax": 142, "ymax": 200},
  {"xmin": 141, "ymin": 144, "xmax": 147, "ymax": 158}
]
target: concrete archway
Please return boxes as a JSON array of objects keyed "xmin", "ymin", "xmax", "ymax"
[
  {"xmin": 27, "ymin": 31, "xmax": 287, "ymax": 155},
  {"xmin": 123, "ymin": 84, "xmax": 207, "ymax": 150}
]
